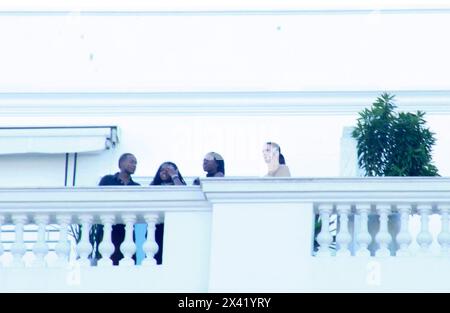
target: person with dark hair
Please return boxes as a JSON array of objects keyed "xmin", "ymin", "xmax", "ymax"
[
  {"xmin": 150, "ymin": 162, "xmax": 187, "ymax": 186},
  {"xmin": 99, "ymin": 153, "xmax": 139, "ymax": 186},
  {"xmin": 149, "ymin": 161, "xmax": 186, "ymax": 264},
  {"xmin": 262, "ymin": 142, "xmax": 291, "ymax": 177},
  {"xmin": 193, "ymin": 152, "xmax": 225, "ymax": 185},
  {"xmin": 97, "ymin": 153, "xmax": 140, "ymax": 265}
]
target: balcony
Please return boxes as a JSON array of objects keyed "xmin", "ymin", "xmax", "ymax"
[{"xmin": 1, "ymin": 177, "xmax": 450, "ymax": 292}]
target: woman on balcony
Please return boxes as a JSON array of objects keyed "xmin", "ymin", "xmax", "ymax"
[
  {"xmin": 148, "ymin": 162, "xmax": 186, "ymax": 264},
  {"xmin": 263, "ymin": 142, "xmax": 291, "ymax": 177},
  {"xmin": 193, "ymin": 152, "xmax": 225, "ymax": 185},
  {"xmin": 150, "ymin": 162, "xmax": 187, "ymax": 186}
]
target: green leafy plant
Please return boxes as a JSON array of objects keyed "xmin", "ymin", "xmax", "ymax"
[
  {"xmin": 313, "ymin": 93, "xmax": 439, "ymax": 256},
  {"xmin": 352, "ymin": 92, "xmax": 439, "ymax": 176}
]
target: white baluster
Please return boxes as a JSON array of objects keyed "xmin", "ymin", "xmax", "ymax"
[
  {"xmin": 416, "ymin": 204, "xmax": 433, "ymax": 255},
  {"xmin": 55, "ymin": 214, "xmax": 72, "ymax": 266},
  {"xmin": 98, "ymin": 214, "xmax": 115, "ymax": 267},
  {"xmin": 375, "ymin": 204, "xmax": 392, "ymax": 257},
  {"xmin": 142, "ymin": 214, "xmax": 159, "ymax": 266},
  {"xmin": 10, "ymin": 214, "xmax": 28, "ymax": 267},
  {"xmin": 336, "ymin": 204, "xmax": 352, "ymax": 257},
  {"xmin": 77, "ymin": 214, "xmax": 94, "ymax": 267},
  {"xmin": 316, "ymin": 204, "xmax": 333, "ymax": 257},
  {"xmin": 0, "ymin": 215, "xmax": 4, "ymax": 266},
  {"xmin": 119, "ymin": 214, "xmax": 136, "ymax": 266},
  {"xmin": 356, "ymin": 204, "xmax": 372, "ymax": 257},
  {"xmin": 32, "ymin": 214, "xmax": 50, "ymax": 267},
  {"xmin": 438, "ymin": 204, "xmax": 450, "ymax": 257},
  {"xmin": 396, "ymin": 204, "xmax": 412, "ymax": 257}
]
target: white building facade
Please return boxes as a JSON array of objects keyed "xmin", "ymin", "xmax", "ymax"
[{"xmin": 1, "ymin": 1, "xmax": 450, "ymax": 292}]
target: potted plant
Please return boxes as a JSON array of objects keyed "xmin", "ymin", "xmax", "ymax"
[
  {"xmin": 349, "ymin": 92, "xmax": 439, "ymax": 255},
  {"xmin": 352, "ymin": 92, "xmax": 438, "ymax": 177}
]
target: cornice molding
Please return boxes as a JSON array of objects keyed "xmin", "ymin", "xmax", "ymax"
[{"xmin": 1, "ymin": 91, "xmax": 449, "ymax": 117}]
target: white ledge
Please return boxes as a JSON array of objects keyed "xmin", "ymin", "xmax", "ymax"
[
  {"xmin": 0, "ymin": 186, "xmax": 209, "ymax": 220},
  {"xmin": 1, "ymin": 91, "xmax": 450, "ymax": 116},
  {"xmin": 0, "ymin": 178, "xmax": 449, "ymax": 214},
  {"xmin": 200, "ymin": 177, "xmax": 450, "ymax": 203}
]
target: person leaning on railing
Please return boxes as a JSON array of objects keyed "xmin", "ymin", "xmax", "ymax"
[
  {"xmin": 96, "ymin": 153, "xmax": 140, "ymax": 265},
  {"xmin": 193, "ymin": 151, "xmax": 225, "ymax": 185},
  {"xmin": 149, "ymin": 161, "xmax": 187, "ymax": 264}
]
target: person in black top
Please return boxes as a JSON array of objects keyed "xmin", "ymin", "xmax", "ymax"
[
  {"xmin": 193, "ymin": 152, "xmax": 225, "ymax": 185},
  {"xmin": 97, "ymin": 153, "xmax": 140, "ymax": 265},
  {"xmin": 99, "ymin": 153, "xmax": 140, "ymax": 186}
]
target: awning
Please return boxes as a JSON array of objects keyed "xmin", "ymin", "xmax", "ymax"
[{"xmin": 0, "ymin": 126, "xmax": 119, "ymax": 154}]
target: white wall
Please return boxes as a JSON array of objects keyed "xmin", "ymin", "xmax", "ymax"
[
  {"xmin": 1, "ymin": 12, "xmax": 450, "ymax": 92},
  {"xmin": 2, "ymin": 111, "xmax": 450, "ymax": 187},
  {"xmin": 1, "ymin": 9, "xmax": 450, "ymax": 186},
  {"xmin": 0, "ymin": 114, "xmax": 357, "ymax": 187}
]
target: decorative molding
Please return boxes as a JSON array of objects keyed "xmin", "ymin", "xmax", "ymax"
[{"xmin": 1, "ymin": 91, "xmax": 450, "ymax": 117}]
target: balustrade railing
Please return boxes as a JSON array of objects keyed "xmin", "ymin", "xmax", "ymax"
[
  {"xmin": 315, "ymin": 203, "xmax": 449, "ymax": 257},
  {"xmin": 0, "ymin": 186, "xmax": 208, "ymax": 268},
  {"xmin": 2, "ymin": 178, "xmax": 450, "ymax": 270}
]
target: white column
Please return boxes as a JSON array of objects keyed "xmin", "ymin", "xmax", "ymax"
[
  {"xmin": 142, "ymin": 214, "xmax": 159, "ymax": 266},
  {"xmin": 356, "ymin": 204, "xmax": 372, "ymax": 257},
  {"xmin": 98, "ymin": 214, "xmax": 115, "ymax": 267},
  {"xmin": 416, "ymin": 204, "xmax": 433, "ymax": 255},
  {"xmin": 339, "ymin": 126, "xmax": 364, "ymax": 176},
  {"xmin": 77, "ymin": 214, "xmax": 94, "ymax": 267},
  {"xmin": 0, "ymin": 215, "xmax": 4, "ymax": 266},
  {"xmin": 375, "ymin": 204, "xmax": 392, "ymax": 257},
  {"xmin": 316, "ymin": 204, "xmax": 333, "ymax": 257},
  {"xmin": 32, "ymin": 214, "xmax": 50, "ymax": 267},
  {"xmin": 55, "ymin": 214, "xmax": 72, "ymax": 266},
  {"xmin": 336, "ymin": 204, "xmax": 352, "ymax": 257},
  {"xmin": 10, "ymin": 214, "xmax": 28, "ymax": 267},
  {"xmin": 119, "ymin": 214, "xmax": 136, "ymax": 266},
  {"xmin": 438, "ymin": 204, "xmax": 450, "ymax": 257},
  {"xmin": 396, "ymin": 204, "xmax": 412, "ymax": 257}
]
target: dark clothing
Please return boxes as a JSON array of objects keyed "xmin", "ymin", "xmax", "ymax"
[
  {"xmin": 99, "ymin": 172, "xmax": 140, "ymax": 186},
  {"xmin": 193, "ymin": 172, "xmax": 225, "ymax": 185},
  {"xmin": 98, "ymin": 172, "xmax": 140, "ymax": 265},
  {"xmin": 147, "ymin": 177, "xmax": 187, "ymax": 264}
]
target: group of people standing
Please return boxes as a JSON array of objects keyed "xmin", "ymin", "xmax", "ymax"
[{"xmin": 95, "ymin": 142, "xmax": 290, "ymax": 265}]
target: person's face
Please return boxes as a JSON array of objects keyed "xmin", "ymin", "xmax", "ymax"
[
  {"xmin": 262, "ymin": 144, "xmax": 276, "ymax": 163},
  {"xmin": 203, "ymin": 153, "xmax": 218, "ymax": 172},
  {"xmin": 120, "ymin": 155, "xmax": 137, "ymax": 174},
  {"xmin": 159, "ymin": 163, "xmax": 176, "ymax": 181}
]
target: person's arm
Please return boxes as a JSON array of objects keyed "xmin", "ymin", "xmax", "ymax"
[
  {"xmin": 167, "ymin": 166, "xmax": 185, "ymax": 185},
  {"xmin": 170, "ymin": 174, "xmax": 185, "ymax": 185}
]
